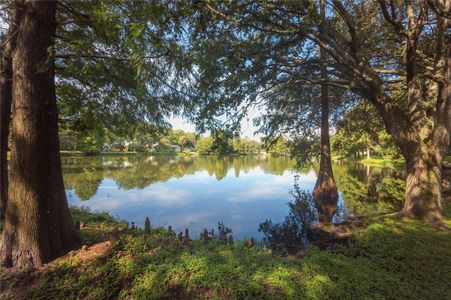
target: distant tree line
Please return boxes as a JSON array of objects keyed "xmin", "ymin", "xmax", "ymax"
[{"xmin": 59, "ymin": 125, "xmax": 269, "ymax": 155}]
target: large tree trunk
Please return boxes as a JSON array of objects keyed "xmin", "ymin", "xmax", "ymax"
[
  {"xmin": 312, "ymin": 0, "xmax": 338, "ymax": 224},
  {"xmin": 400, "ymin": 144, "xmax": 443, "ymax": 223},
  {"xmin": 396, "ymin": 27, "xmax": 450, "ymax": 224},
  {"xmin": 0, "ymin": 0, "xmax": 79, "ymax": 269},
  {"xmin": 312, "ymin": 85, "xmax": 339, "ymax": 223},
  {"xmin": 396, "ymin": 12, "xmax": 449, "ymax": 223},
  {"xmin": 0, "ymin": 3, "xmax": 22, "ymax": 224}
]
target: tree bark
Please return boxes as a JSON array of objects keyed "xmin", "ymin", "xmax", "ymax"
[
  {"xmin": 400, "ymin": 144, "xmax": 443, "ymax": 223},
  {"xmin": 312, "ymin": 0, "xmax": 338, "ymax": 224},
  {"xmin": 0, "ymin": 0, "xmax": 79, "ymax": 269},
  {"xmin": 396, "ymin": 26, "xmax": 450, "ymax": 223},
  {"xmin": 0, "ymin": 2, "xmax": 22, "ymax": 224}
]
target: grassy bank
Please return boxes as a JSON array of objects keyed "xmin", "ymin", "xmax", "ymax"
[
  {"xmin": 359, "ymin": 157, "xmax": 404, "ymax": 169},
  {"xmin": 1, "ymin": 205, "xmax": 450, "ymax": 299},
  {"xmin": 60, "ymin": 150, "xmax": 265, "ymax": 157},
  {"xmin": 331, "ymin": 155, "xmax": 405, "ymax": 169},
  {"xmin": 59, "ymin": 150, "xmax": 182, "ymax": 157}
]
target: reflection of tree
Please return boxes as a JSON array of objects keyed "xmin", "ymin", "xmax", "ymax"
[
  {"xmin": 214, "ymin": 157, "xmax": 229, "ymax": 180},
  {"xmin": 62, "ymin": 155, "xmax": 297, "ymax": 200},
  {"xmin": 375, "ymin": 177, "xmax": 405, "ymax": 210},
  {"xmin": 64, "ymin": 167, "xmax": 104, "ymax": 200},
  {"xmin": 259, "ymin": 180, "xmax": 317, "ymax": 255},
  {"xmin": 73, "ymin": 174, "xmax": 102, "ymax": 200},
  {"xmin": 314, "ymin": 191, "xmax": 337, "ymax": 223},
  {"xmin": 333, "ymin": 162, "xmax": 405, "ymax": 216},
  {"xmin": 259, "ymin": 164, "xmax": 406, "ymax": 255},
  {"xmin": 63, "ymin": 155, "xmax": 406, "ymax": 218},
  {"xmin": 111, "ymin": 156, "xmax": 197, "ymax": 189},
  {"xmin": 260, "ymin": 156, "xmax": 295, "ymax": 175}
]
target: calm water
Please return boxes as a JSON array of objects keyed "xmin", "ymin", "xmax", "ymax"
[{"xmin": 63, "ymin": 155, "xmax": 405, "ymax": 239}]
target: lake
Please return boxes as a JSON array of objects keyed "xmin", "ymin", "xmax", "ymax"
[{"xmin": 63, "ymin": 155, "xmax": 405, "ymax": 239}]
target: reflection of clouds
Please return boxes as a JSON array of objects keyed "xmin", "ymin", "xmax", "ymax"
[
  {"xmin": 226, "ymin": 170, "xmax": 317, "ymax": 204},
  {"xmin": 98, "ymin": 185, "xmax": 118, "ymax": 190},
  {"xmin": 126, "ymin": 186, "xmax": 191, "ymax": 207},
  {"xmin": 240, "ymin": 167, "xmax": 264, "ymax": 176},
  {"xmin": 85, "ymin": 197, "xmax": 121, "ymax": 211},
  {"xmin": 231, "ymin": 213, "xmax": 245, "ymax": 220},
  {"xmin": 297, "ymin": 170, "xmax": 317, "ymax": 181},
  {"xmin": 175, "ymin": 212, "xmax": 211, "ymax": 224},
  {"xmin": 268, "ymin": 172, "xmax": 296, "ymax": 183},
  {"xmin": 176, "ymin": 171, "xmax": 212, "ymax": 183},
  {"xmin": 68, "ymin": 185, "xmax": 192, "ymax": 209},
  {"xmin": 161, "ymin": 212, "xmax": 214, "ymax": 233},
  {"xmin": 227, "ymin": 185, "xmax": 286, "ymax": 203}
]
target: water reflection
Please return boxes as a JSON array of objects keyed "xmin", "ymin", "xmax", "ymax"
[
  {"xmin": 63, "ymin": 155, "xmax": 294, "ymax": 200},
  {"xmin": 259, "ymin": 178, "xmax": 318, "ymax": 254},
  {"xmin": 63, "ymin": 155, "xmax": 405, "ymax": 238},
  {"xmin": 332, "ymin": 161, "xmax": 405, "ymax": 217}
]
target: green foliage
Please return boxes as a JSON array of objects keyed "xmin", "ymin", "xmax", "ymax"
[
  {"xmin": 52, "ymin": 0, "xmax": 194, "ymax": 147},
  {"xmin": 69, "ymin": 206, "xmax": 119, "ymax": 225},
  {"xmin": 60, "ymin": 125, "xmax": 260, "ymax": 156},
  {"xmin": 194, "ymin": 136, "xmax": 214, "ymax": 154},
  {"xmin": 195, "ymin": 132, "xmax": 261, "ymax": 155},
  {"xmin": 210, "ymin": 129, "xmax": 235, "ymax": 155},
  {"xmin": 331, "ymin": 101, "xmax": 403, "ymax": 162},
  {"xmin": 231, "ymin": 137, "xmax": 261, "ymax": 154},
  {"xmin": 3, "ymin": 207, "xmax": 448, "ymax": 299},
  {"xmin": 58, "ymin": 127, "xmax": 105, "ymax": 154},
  {"xmin": 266, "ymin": 136, "xmax": 291, "ymax": 157}
]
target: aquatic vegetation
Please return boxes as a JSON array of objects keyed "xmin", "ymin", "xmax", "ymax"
[{"xmin": 259, "ymin": 188, "xmax": 317, "ymax": 255}]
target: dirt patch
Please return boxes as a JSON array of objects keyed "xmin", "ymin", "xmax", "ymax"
[{"xmin": 49, "ymin": 241, "xmax": 113, "ymax": 265}]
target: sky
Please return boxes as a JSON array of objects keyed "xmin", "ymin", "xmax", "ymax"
[{"xmin": 168, "ymin": 106, "xmax": 264, "ymax": 140}]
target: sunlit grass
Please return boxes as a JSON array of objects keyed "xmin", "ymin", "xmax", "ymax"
[{"xmin": 1, "ymin": 206, "xmax": 449, "ymax": 299}]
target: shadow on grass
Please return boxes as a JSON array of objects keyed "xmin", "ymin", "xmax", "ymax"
[{"xmin": 3, "ymin": 218, "xmax": 444, "ymax": 300}]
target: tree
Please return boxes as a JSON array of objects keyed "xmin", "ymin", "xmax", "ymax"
[
  {"xmin": 210, "ymin": 129, "xmax": 235, "ymax": 155},
  {"xmin": 192, "ymin": 0, "xmax": 450, "ymax": 223},
  {"xmin": 312, "ymin": 0, "xmax": 338, "ymax": 215},
  {"xmin": 266, "ymin": 137, "xmax": 291, "ymax": 157},
  {"xmin": 331, "ymin": 100, "xmax": 404, "ymax": 163},
  {"xmin": 0, "ymin": 0, "xmax": 79, "ymax": 269},
  {"xmin": 231, "ymin": 137, "xmax": 261, "ymax": 154},
  {"xmin": 0, "ymin": 1, "xmax": 21, "ymax": 223},
  {"xmin": 331, "ymin": 101, "xmax": 381, "ymax": 159},
  {"xmin": 307, "ymin": 1, "xmax": 450, "ymax": 223},
  {"xmin": 195, "ymin": 136, "xmax": 214, "ymax": 154},
  {"xmin": 187, "ymin": 1, "xmax": 348, "ymax": 211},
  {"xmin": 177, "ymin": 135, "xmax": 187, "ymax": 151},
  {"xmin": 52, "ymin": 1, "xmax": 194, "ymax": 156}
]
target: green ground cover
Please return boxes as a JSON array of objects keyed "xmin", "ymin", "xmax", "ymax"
[{"xmin": 1, "ymin": 204, "xmax": 450, "ymax": 300}]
